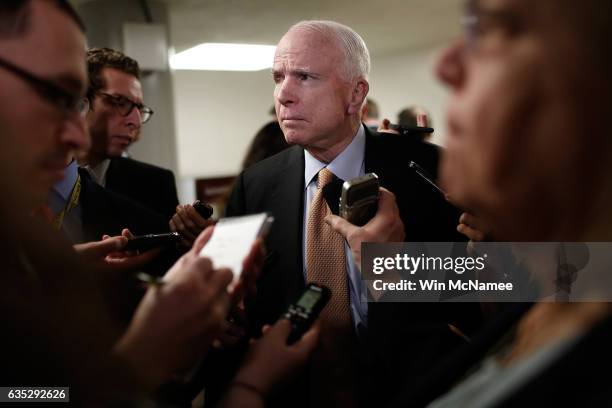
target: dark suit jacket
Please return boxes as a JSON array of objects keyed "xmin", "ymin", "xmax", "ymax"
[
  {"xmin": 391, "ymin": 305, "xmax": 612, "ymax": 408},
  {"xmin": 79, "ymin": 168, "xmax": 169, "ymax": 242},
  {"xmin": 224, "ymin": 128, "xmax": 482, "ymax": 407},
  {"xmin": 80, "ymin": 169, "xmax": 176, "ymax": 324},
  {"xmin": 105, "ymin": 157, "xmax": 179, "ymax": 221}
]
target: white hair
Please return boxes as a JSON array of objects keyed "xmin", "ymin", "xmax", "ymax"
[{"xmin": 288, "ymin": 20, "xmax": 371, "ymax": 81}]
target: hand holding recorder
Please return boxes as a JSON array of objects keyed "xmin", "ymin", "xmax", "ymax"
[
  {"xmin": 220, "ymin": 284, "xmax": 326, "ymax": 406},
  {"xmin": 170, "ymin": 200, "xmax": 215, "ymax": 248},
  {"xmin": 113, "ymin": 226, "xmax": 233, "ymax": 389},
  {"xmin": 327, "ymin": 185, "xmax": 405, "ymax": 270},
  {"xmin": 74, "ymin": 228, "xmax": 161, "ymax": 272}
]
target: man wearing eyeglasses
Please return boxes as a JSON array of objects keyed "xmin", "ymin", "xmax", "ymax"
[
  {"xmin": 0, "ymin": 1, "xmax": 260, "ymax": 402},
  {"xmin": 80, "ymin": 47, "xmax": 179, "ymax": 221},
  {"xmin": 42, "ymin": 96, "xmax": 167, "ymax": 244},
  {"xmin": 0, "ymin": 13, "xmax": 89, "ymax": 207}
]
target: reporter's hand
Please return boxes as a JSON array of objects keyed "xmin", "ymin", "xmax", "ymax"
[
  {"xmin": 325, "ymin": 188, "xmax": 405, "ymax": 270},
  {"xmin": 377, "ymin": 118, "xmax": 399, "ymax": 134},
  {"xmin": 212, "ymin": 305, "xmax": 248, "ymax": 350},
  {"xmin": 74, "ymin": 235, "xmax": 127, "ymax": 260},
  {"xmin": 169, "ymin": 225, "xmax": 262, "ymax": 351},
  {"xmin": 416, "ymin": 112, "xmax": 429, "ymax": 127},
  {"xmin": 170, "ymin": 204, "xmax": 214, "ymax": 248},
  {"xmin": 74, "ymin": 229, "xmax": 159, "ymax": 271},
  {"xmin": 378, "ymin": 114, "xmax": 428, "ymax": 134},
  {"xmin": 162, "ymin": 224, "xmax": 215, "ymax": 282},
  {"xmin": 229, "ymin": 238, "xmax": 265, "ymax": 304},
  {"xmin": 114, "ymin": 235, "xmax": 233, "ymax": 388},
  {"xmin": 457, "ymin": 212, "xmax": 490, "ymax": 242},
  {"xmin": 171, "ymin": 223, "xmax": 265, "ymax": 305},
  {"xmin": 210, "ymin": 238, "xmax": 265, "ymax": 348},
  {"xmin": 231, "ymin": 319, "xmax": 319, "ymax": 398}
]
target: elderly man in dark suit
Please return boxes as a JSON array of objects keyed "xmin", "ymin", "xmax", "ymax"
[{"xmin": 223, "ymin": 20, "xmax": 478, "ymax": 408}]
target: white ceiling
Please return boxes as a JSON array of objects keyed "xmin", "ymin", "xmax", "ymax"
[{"xmin": 162, "ymin": 0, "xmax": 464, "ymax": 56}]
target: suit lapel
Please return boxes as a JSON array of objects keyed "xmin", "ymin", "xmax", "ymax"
[
  {"xmin": 272, "ymin": 146, "xmax": 306, "ymax": 299},
  {"xmin": 105, "ymin": 158, "xmax": 121, "ymax": 191},
  {"xmin": 78, "ymin": 169, "xmax": 114, "ymax": 241},
  {"xmin": 364, "ymin": 127, "xmax": 387, "ymax": 180}
]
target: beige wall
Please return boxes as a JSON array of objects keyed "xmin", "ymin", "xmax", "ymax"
[
  {"xmin": 173, "ymin": 69, "xmax": 275, "ymax": 179},
  {"xmin": 369, "ymin": 45, "xmax": 449, "ymax": 146}
]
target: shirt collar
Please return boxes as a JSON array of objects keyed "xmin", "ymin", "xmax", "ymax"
[
  {"xmin": 52, "ymin": 160, "xmax": 79, "ymax": 200},
  {"xmin": 304, "ymin": 124, "xmax": 366, "ymax": 189},
  {"xmin": 84, "ymin": 158, "xmax": 111, "ymax": 186}
]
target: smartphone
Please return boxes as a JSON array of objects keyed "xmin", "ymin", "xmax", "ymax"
[
  {"xmin": 339, "ymin": 173, "xmax": 380, "ymax": 226},
  {"xmin": 284, "ymin": 283, "xmax": 331, "ymax": 344},
  {"xmin": 193, "ymin": 200, "xmax": 214, "ymax": 219},
  {"xmin": 124, "ymin": 232, "xmax": 181, "ymax": 252}
]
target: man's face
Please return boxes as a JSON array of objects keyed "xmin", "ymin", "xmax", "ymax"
[
  {"xmin": 436, "ymin": 0, "xmax": 604, "ymax": 240},
  {"xmin": 272, "ymin": 28, "xmax": 355, "ymax": 157},
  {"xmin": 0, "ymin": 1, "xmax": 89, "ymax": 204},
  {"xmin": 87, "ymin": 68, "xmax": 143, "ymax": 159}
]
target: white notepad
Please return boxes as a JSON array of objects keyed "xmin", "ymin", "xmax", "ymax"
[{"xmin": 199, "ymin": 213, "xmax": 272, "ymax": 280}]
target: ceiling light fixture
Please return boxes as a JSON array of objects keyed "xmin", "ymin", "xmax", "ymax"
[{"xmin": 169, "ymin": 43, "xmax": 276, "ymax": 71}]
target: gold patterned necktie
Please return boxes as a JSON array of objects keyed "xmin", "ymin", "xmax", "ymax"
[
  {"xmin": 306, "ymin": 167, "xmax": 351, "ymax": 329},
  {"xmin": 306, "ymin": 168, "xmax": 358, "ymax": 407}
]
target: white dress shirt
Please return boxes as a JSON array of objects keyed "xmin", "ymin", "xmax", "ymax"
[
  {"xmin": 302, "ymin": 124, "xmax": 368, "ymax": 335},
  {"xmin": 83, "ymin": 158, "xmax": 111, "ymax": 187}
]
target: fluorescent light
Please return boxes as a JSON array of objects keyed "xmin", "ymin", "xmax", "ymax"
[{"xmin": 170, "ymin": 43, "xmax": 276, "ymax": 71}]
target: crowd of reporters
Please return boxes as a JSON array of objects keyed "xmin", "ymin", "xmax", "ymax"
[{"xmin": 2, "ymin": 0, "xmax": 612, "ymax": 407}]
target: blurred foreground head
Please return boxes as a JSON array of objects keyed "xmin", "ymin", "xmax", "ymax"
[
  {"xmin": 0, "ymin": 3, "xmax": 129, "ymax": 400},
  {"xmin": 0, "ymin": 0, "xmax": 89, "ymax": 207},
  {"xmin": 437, "ymin": 0, "xmax": 612, "ymax": 240}
]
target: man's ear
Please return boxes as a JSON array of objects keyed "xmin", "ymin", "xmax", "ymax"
[{"xmin": 347, "ymin": 78, "xmax": 369, "ymax": 115}]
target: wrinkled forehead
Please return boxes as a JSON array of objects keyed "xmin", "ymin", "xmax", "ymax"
[{"xmin": 274, "ymin": 28, "xmax": 343, "ymax": 68}]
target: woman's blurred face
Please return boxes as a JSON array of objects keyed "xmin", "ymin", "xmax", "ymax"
[{"xmin": 436, "ymin": 0, "xmax": 608, "ymax": 240}]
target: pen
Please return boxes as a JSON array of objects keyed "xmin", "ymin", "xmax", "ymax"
[{"xmin": 409, "ymin": 161, "xmax": 446, "ymax": 196}]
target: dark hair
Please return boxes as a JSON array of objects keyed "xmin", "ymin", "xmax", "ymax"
[
  {"xmin": 86, "ymin": 47, "xmax": 140, "ymax": 101},
  {"xmin": 242, "ymin": 121, "xmax": 290, "ymax": 169},
  {"xmin": 397, "ymin": 107, "xmax": 418, "ymax": 127},
  {"xmin": 0, "ymin": 1, "xmax": 85, "ymax": 37}
]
